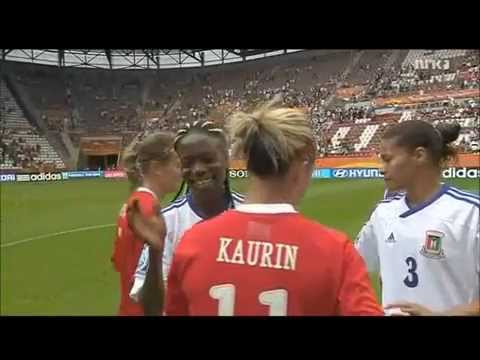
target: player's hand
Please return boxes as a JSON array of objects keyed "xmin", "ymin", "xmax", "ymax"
[
  {"xmin": 384, "ymin": 302, "xmax": 434, "ymax": 316},
  {"xmin": 127, "ymin": 199, "xmax": 165, "ymax": 251}
]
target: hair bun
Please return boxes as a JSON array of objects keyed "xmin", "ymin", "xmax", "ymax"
[{"xmin": 436, "ymin": 122, "xmax": 461, "ymax": 144}]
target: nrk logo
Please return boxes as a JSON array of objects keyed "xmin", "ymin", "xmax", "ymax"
[
  {"xmin": 442, "ymin": 167, "xmax": 479, "ymax": 179},
  {"xmin": 414, "ymin": 59, "xmax": 450, "ymax": 71},
  {"xmin": 332, "ymin": 168, "xmax": 383, "ymax": 179}
]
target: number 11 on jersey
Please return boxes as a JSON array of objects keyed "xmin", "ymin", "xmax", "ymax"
[{"xmin": 209, "ymin": 284, "xmax": 288, "ymax": 316}]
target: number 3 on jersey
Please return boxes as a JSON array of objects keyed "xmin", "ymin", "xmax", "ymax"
[
  {"xmin": 209, "ymin": 284, "xmax": 288, "ymax": 316},
  {"xmin": 403, "ymin": 256, "xmax": 419, "ymax": 288}
]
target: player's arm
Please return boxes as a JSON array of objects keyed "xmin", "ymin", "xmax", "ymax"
[
  {"xmin": 142, "ymin": 246, "xmax": 165, "ymax": 315},
  {"xmin": 440, "ymin": 301, "xmax": 480, "ymax": 316},
  {"xmin": 129, "ymin": 244, "xmax": 149, "ymax": 303},
  {"xmin": 127, "ymin": 199, "xmax": 166, "ymax": 315},
  {"xmin": 128, "ymin": 197, "xmax": 165, "ymax": 250},
  {"xmin": 437, "ymin": 227, "xmax": 480, "ymax": 315},
  {"xmin": 128, "ymin": 218, "xmax": 172, "ymax": 306},
  {"xmin": 111, "ymin": 205, "xmax": 128, "ymax": 272},
  {"xmin": 354, "ymin": 210, "xmax": 380, "ymax": 274},
  {"xmin": 111, "ymin": 224, "xmax": 122, "ymax": 272},
  {"xmin": 437, "ymin": 222, "xmax": 480, "ymax": 315},
  {"xmin": 337, "ymin": 239, "xmax": 384, "ymax": 316},
  {"xmin": 384, "ymin": 300, "xmax": 480, "ymax": 316}
]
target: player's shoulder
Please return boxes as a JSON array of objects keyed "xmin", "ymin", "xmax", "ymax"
[
  {"xmin": 161, "ymin": 195, "xmax": 188, "ymax": 217},
  {"xmin": 129, "ymin": 188, "xmax": 156, "ymax": 203},
  {"xmin": 443, "ymin": 185, "xmax": 479, "ymax": 210},
  {"xmin": 373, "ymin": 193, "xmax": 405, "ymax": 216},
  {"xmin": 441, "ymin": 186, "xmax": 479, "ymax": 226},
  {"xmin": 296, "ymin": 214, "xmax": 351, "ymax": 245}
]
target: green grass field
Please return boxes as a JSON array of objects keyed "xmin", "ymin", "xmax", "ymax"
[{"xmin": 1, "ymin": 177, "xmax": 478, "ymax": 315}]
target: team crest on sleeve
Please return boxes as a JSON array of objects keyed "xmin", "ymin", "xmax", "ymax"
[{"xmin": 420, "ymin": 230, "xmax": 446, "ymax": 259}]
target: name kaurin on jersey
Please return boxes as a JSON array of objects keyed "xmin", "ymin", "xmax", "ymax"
[{"xmin": 216, "ymin": 237, "xmax": 299, "ymax": 270}]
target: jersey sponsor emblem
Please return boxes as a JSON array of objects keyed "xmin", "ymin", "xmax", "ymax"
[
  {"xmin": 420, "ymin": 230, "xmax": 446, "ymax": 259},
  {"xmin": 386, "ymin": 232, "xmax": 396, "ymax": 244}
]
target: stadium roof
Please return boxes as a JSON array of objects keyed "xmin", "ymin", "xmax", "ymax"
[{"xmin": 1, "ymin": 49, "xmax": 304, "ymax": 70}]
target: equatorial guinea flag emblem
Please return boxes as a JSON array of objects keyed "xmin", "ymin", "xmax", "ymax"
[{"xmin": 420, "ymin": 230, "xmax": 446, "ymax": 259}]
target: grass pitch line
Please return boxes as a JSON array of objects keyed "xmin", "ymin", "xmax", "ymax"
[{"xmin": 1, "ymin": 223, "xmax": 116, "ymax": 249}]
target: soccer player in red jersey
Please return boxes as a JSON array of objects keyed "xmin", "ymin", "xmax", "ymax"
[
  {"xmin": 111, "ymin": 146, "xmax": 141, "ymax": 274},
  {"xmin": 126, "ymin": 102, "xmax": 382, "ymax": 315},
  {"xmin": 112, "ymin": 132, "xmax": 181, "ymax": 316},
  {"xmin": 128, "ymin": 120, "xmax": 244, "ymax": 315}
]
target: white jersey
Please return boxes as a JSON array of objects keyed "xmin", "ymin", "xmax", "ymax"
[
  {"xmin": 356, "ymin": 184, "xmax": 479, "ymax": 312},
  {"xmin": 129, "ymin": 191, "xmax": 244, "ymax": 302}
]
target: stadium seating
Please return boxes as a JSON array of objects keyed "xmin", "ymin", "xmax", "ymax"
[
  {"xmin": 0, "ymin": 80, "xmax": 65, "ymax": 170},
  {"xmin": 345, "ymin": 50, "xmax": 393, "ymax": 85},
  {"xmin": 330, "ymin": 126, "xmax": 351, "ymax": 148},
  {"xmin": 354, "ymin": 124, "xmax": 380, "ymax": 152},
  {"xmin": 1, "ymin": 49, "xmax": 479, "ymax": 170}
]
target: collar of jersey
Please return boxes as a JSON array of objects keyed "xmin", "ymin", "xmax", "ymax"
[
  {"xmin": 236, "ymin": 203, "xmax": 298, "ymax": 214},
  {"xmin": 400, "ymin": 184, "xmax": 449, "ymax": 218},
  {"xmin": 186, "ymin": 191, "xmax": 234, "ymax": 219},
  {"xmin": 136, "ymin": 186, "xmax": 158, "ymax": 200}
]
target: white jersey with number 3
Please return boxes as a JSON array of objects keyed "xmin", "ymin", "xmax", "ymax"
[{"xmin": 356, "ymin": 184, "xmax": 480, "ymax": 312}]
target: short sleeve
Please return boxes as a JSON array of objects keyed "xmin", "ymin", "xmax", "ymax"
[
  {"xmin": 354, "ymin": 210, "xmax": 380, "ymax": 273},
  {"xmin": 129, "ymin": 244, "xmax": 150, "ymax": 303},
  {"xmin": 128, "ymin": 192, "xmax": 156, "ymax": 218}
]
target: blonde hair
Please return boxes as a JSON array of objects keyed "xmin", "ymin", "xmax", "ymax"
[
  {"xmin": 228, "ymin": 100, "xmax": 315, "ymax": 177},
  {"xmin": 121, "ymin": 146, "xmax": 141, "ymax": 188},
  {"xmin": 136, "ymin": 131, "xmax": 175, "ymax": 176}
]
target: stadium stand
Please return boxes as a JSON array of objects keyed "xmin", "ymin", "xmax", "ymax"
[
  {"xmin": 1, "ymin": 49, "xmax": 478, "ymax": 170},
  {"xmin": 0, "ymin": 80, "xmax": 66, "ymax": 170}
]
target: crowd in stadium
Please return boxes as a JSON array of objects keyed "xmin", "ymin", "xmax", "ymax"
[
  {"xmin": 137, "ymin": 50, "xmax": 479, "ymax": 157},
  {"xmin": 1, "ymin": 49, "xmax": 479, "ymax": 171},
  {"xmin": 0, "ymin": 128, "xmax": 42, "ymax": 169}
]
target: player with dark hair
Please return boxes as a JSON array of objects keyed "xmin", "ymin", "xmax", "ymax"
[
  {"xmin": 129, "ymin": 120, "xmax": 244, "ymax": 315},
  {"xmin": 131, "ymin": 102, "xmax": 382, "ymax": 316},
  {"xmin": 111, "ymin": 132, "xmax": 181, "ymax": 316},
  {"xmin": 356, "ymin": 120, "xmax": 479, "ymax": 315}
]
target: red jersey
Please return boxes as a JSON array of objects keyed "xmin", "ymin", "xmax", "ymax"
[
  {"xmin": 111, "ymin": 187, "xmax": 157, "ymax": 316},
  {"xmin": 166, "ymin": 204, "xmax": 382, "ymax": 316}
]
